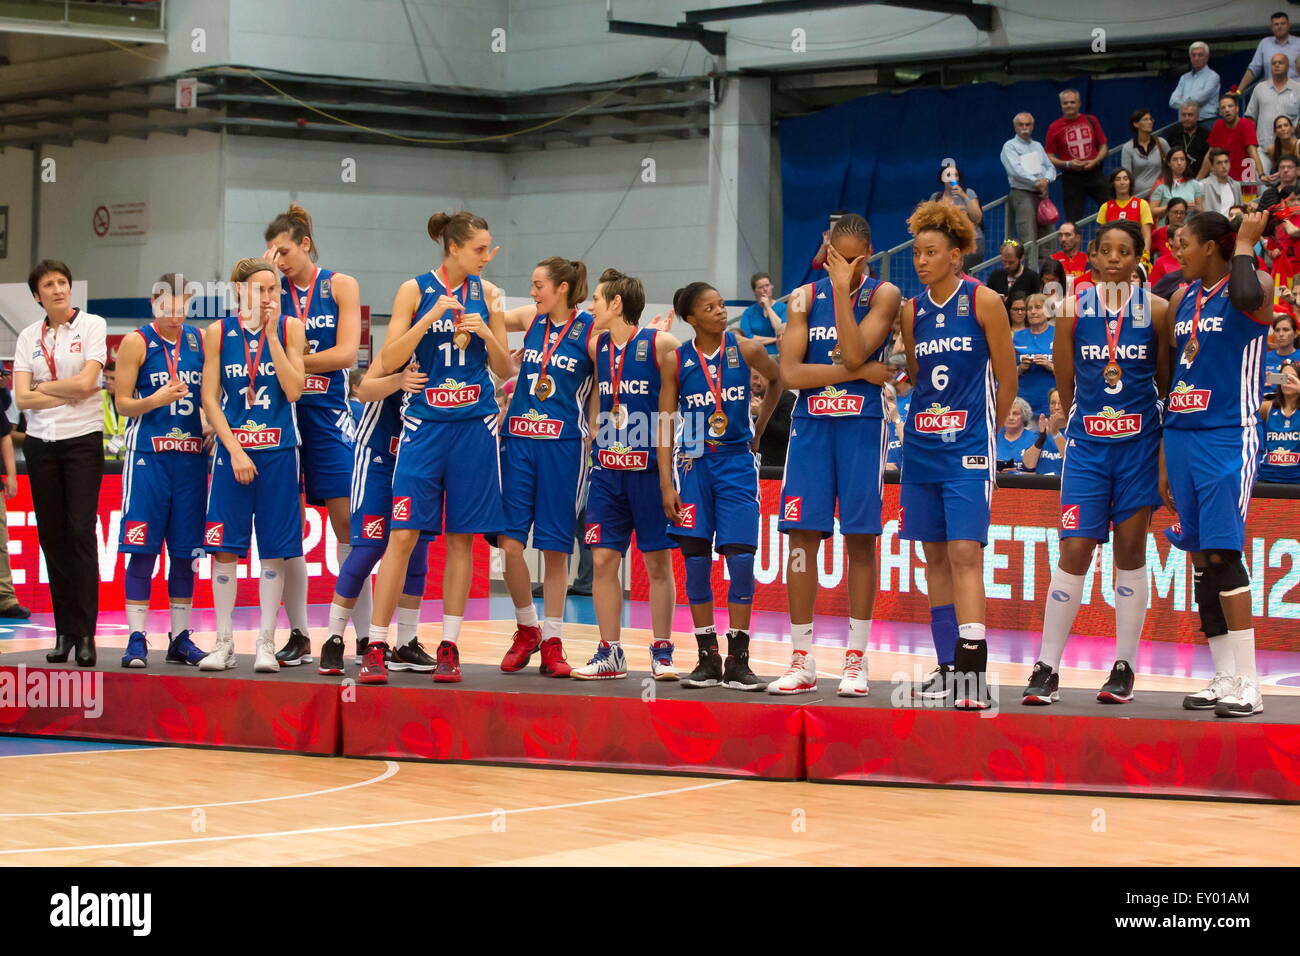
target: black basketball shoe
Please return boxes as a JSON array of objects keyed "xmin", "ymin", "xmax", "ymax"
[{"xmin": 1097, "ymin": 660, "xmax": 1135, "ymax": 704}]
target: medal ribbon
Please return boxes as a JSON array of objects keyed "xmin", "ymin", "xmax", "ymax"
[
  {"xmin": 290, "ymin": 268, "xmax": 319, "ymax": 327},
  {"xmin": 694, "ymin": 340, "xmax": 725, "ymax": 420},
  {"xmin": 152, "ymin": 322, "xmax": 181, "ymax": 382},
  {"xmin": 1187, "ymin": 274, "xmax": 1229, "ymax": 360},
  {"xmin": 608, "ymin": 327, "xmax": 637, "ymax": 412},
  {"xmin": 38, "ymin": 323, "xmax": 60, "ymax": 381},
  {"xmin": 537, "ymin": 308, "xmax": 580, "ymax": 387},
  {"xmin": 241, "ymin": 317, "xmax": 270, "ymax": 408},
  {"xmin": 1102, "ymin": 282, "xmax": 1135, "ymax": 369},
  {"xmin": 438, "ymin": 265, "xmax": 467, "ymax": 333}
]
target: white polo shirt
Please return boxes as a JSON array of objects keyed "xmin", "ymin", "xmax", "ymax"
[{"xmin": 13, "ymin": 309, "xmax": 108, "ymax": 441}]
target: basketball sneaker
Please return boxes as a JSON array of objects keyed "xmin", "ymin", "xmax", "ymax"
[
  {"xmin": 275, "ymin": 628, "xmax": 312, "ymax": 666},
  {"xmin": 722, "ymin": 652, "xmax": 766, "ymax": 691},
  {"xmin": 354, "ymin": 636, "xmax": 368, "ymax": 665},
  {"xmin": 1021, "ymin": 661, "xmax": 1059, "ymax": 705},
  {"xmin": 953, "ymin": 670, "xmax": 992, "ymax": 710},
  {"xmin": 912, "ymin": 664, "xmax": 954, "ymax": 701},
  {"xmin": 198, "ymin": 635, "xmax": 237, "ymax": 671},
  {"xmin": 121, "ymin": 632, "xmax": 148, "ymax": 669},
  {"xmin": 254, "ymin": 633, "xmax": 280, "ymax": 673},
  {"xmin": 359, "ymin": 642, "xmax": 388, "ymax": 684},
  {"xmin": 390, "ymin": 637, "xmax": 436, "ymax": 672},
  {"xmin": 680, "ymin": 646, "xmax": 723, "ymax": 688},
  {"xmin": 501, "ymin": 624, "xmax": 542, "ymax": 672},
  {"xmin": 1097, "ymin": 660, "xmax": 1135, "ymax": 704},
  {"xmin": 539, "ymin": 637, "xmax": 572, "ymax": 677},
  {"xmin": 650, "ymin": 640, "xmax": 678, "ymax": 681},
  {"xmin": 572, "ymin": 641, "xmax": 627, "ymax": 680},
  {"xmin": 166, "ymin": 630, "xmax": 205, "ymax": 665},
  {"xmin": 836, "ymin": 650, "xmax": 869, "ymax": 697},
  {"xmin": 767, "ymin": 650, "xmax": 817, "ymax": 695},
  {"xmin": 1182, "ymin": 673, "xmax": 1234, "ymax": 710},
  {"xmin": 1214, "ymin": 678, "xmax": 1263, "ymax": 718},
  {"xmin": 318, "ymin": 635, "xmax": 345, "ymax": 676},
  {"xmin": 433, "ymin": 640, "xmax": 462, "ymax": 683}
]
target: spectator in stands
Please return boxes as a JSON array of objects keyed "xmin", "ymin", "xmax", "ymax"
[
  {"xmin": 1006, "ymin": 291, "xmax": 1029, "ymax": 331},
  {"xmin": 1253, "ymin": 152, "xmax": 1299, "ymax": 209},
  {"xmin": 1265, "ymin": 314, "xmax": 1298, "ymax": 390},
  {"xmin": 737, "ymin": 272, "xmax": 787, "ymax": 357},
  {"xmin": 810, "ymin": 210, "xmax": 849, "ymax": 272},
  {"xmin": 1014, "ymin": 293, "xmax": 1055, "ymax": 419},
  {"xmin": 1049, "ymin": 221, "xmax": 1089, "ymax": 285},
  {"xmin": 1167, "ymin": 101, "xmax": 1212, "ymax": 174},
  {"xmin": 1001, "ymin": 111, "xmax": 1057, "ymax": 252},
  {"xmin": 1235, "ymin": 10, "xmax": 1300, "ymax": 94},
  {"xmin": 750, "ymin": 368, "xmax": 793, "ymax": 467},
  {"xmin": 1150, "ymin": 222, "xmax": 1185, "ymax": 284},
  {"xmin": 1168, "ymin": 42, "xmax": 1220, "ymax": 127},
  {"xmin": 1152, "ymin": 197, "xmax": 1187, "ymax": 259},
  {"xmin": 1201, "ymin": 94, "xmax": 1263, "ymax": 183},
  {"xmin": 996, "ymin": 397, "xmax": 1038, "ymax": 472},
  {"xmin": 887, "ymin": 352, "xmax": 912, "ymax": 424},
  {"xmin": 1047, "ymin": 89, "xmax": 1109, "ymax": 224},
  {"xmin": 1246, "ymin": 52, "xmax": 1300, "ymax": 159},
  {"xmin": 883, "ymin": 384, "xmax": 904, "ymax": 473},
  {"xmin": 1262, "ymin": 116, "xmax": 1300, "ymax": 183},
  {"xmin": 1150, "ymin": 147, "xmax": 1203, "ymax": 219},
  {"xmin": 1120, "ymin": 109, "xmax": 1169, "ymax": 200},
  {"xmin": 1038, "ymin": 257, "xmax": 1068, "ymax": 307},
  {"xmin": 1097, "ymin": 168, "xmax": 1155, "ymax": 258},
  {"xmin": 1201, "ymin": 147, "xmax": 1243, "ymax": 214},
  {"xmin": 0, "ymin": 370, "xmax": 27, "ymax": 619},
  {"xmin": 987, "ymin": 239, "xmax": 1039, "ymax": 300},
  {"xmin": 100, "ymin": 361, "xmax": 127, "ymax": 461},
  {"xmin": 13, "ymin": 259, "xmax": 106, "ymax": 666},
  {"xmin": 930, "ymin": 161, "xmax": 985, "ymax": 269},
  {"xmin": 1028, "ymin": 388, "xmax": 1067, "ymax": 476}
]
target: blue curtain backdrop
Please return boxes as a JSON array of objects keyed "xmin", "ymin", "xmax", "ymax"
[{"xmin": 778, "ymin": 51, "xmax": 1252, "ymax": 291}]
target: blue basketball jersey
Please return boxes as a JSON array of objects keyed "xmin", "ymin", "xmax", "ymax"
[
  {"xmin": 903, "ymin": 278, "xmax": 995, "ymax": 483},
  {"xmin": 1066, "ymin": 284, "xmax": 1159, "ymax": 442},
  {"xmin": 794, "ymin": 274, "xmax": 887, "ymax": 421},
  {"xmin": 217, "ymin": 314, "xmax": 298, "ymax": 452},
  {"xmin": 405, "ymin": 269, "xmax": 497, "ymax": 422},
  {"xmin": 676, "ymin": 331, "xmax": 752, "ymax": 456},
  {"xmin": 1260, "ymin": 402, "xmax": 1300, "ymax": 481},
  {"xmin": 593, "ymin": 327, "xmax": 662, "ymax": 471},
  {"xmin": 1167, "ymin": 276, "xmax": 1270, "ymax": 429},
  {"xmin": 353, "ymin": 389, "xmax": 405, "ymax": 469},
  {"xmin": 504, "ymin": 309, "xmax": 595, "ymax": 442},
  {"xmin": 124, "ymin": 322, "xmax": 205, "ymax": 455},
  {"xmin": 281, "ymin": 268, "xmax": 347, "ymax": 410}
]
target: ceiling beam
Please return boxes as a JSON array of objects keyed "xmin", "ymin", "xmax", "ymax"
[{"xmin": 682, "ymin": 0, "xmax": 993, "ymax": 31}]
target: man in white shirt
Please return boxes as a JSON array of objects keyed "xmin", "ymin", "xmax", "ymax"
[
  {"xmin": 12, "ymin": 259, "xmax": 107, "ymax": 666},
  {"xmin": 1001, "ymin": 112, "xmax": 1057, "ymax": 255},
  {"xmin": 1169, "ymin": 41, "xmax": 1221, "ymax": 126},
  {"xmin": 1246, "ymin": 52, "xmax": 1300, "ymax": 155}
]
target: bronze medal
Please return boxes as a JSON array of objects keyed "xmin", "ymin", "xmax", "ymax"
[
  {"xmin": 708, "ymin": 410, "xmax": 729, "ymax": 437},
  {"xmin": 611, "ymin": 403, "xmax": 628, "ymax": 429},
  {"xmin": 535, "ymin": 375, "xmax": 554, "ymax": 401},
  {"xmin": 1182, "ymin": 338, "xmax": 1200, "ymax": 364},
  {"xmin": 1103, "ymin": 361, "xmax": 1122, "ymax": 386},
  {"xmin": 831, "ymin": 345, "xmax": 844, "ymax": 365},
  {"xmin": 453, "ymin": 328, "xmax": 471, "ymax": 350}
]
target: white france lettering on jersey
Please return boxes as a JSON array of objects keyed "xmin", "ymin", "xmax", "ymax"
[
  {"xmin": 1079, "ymin": 343, "xmax": 1148, "ymax": 360},
  {"xmin": 1174, "ymin": 315, "xmax": 1224, "ymax": 337},
  {"xmin": 223, "ymin": 361, "xmax": 277, "ymax": 378},
  {"xmin": 808, "ymin": 326, "xmax": 839, "ymax": 341},
  {"xmin": 914, "ymin": 335, "xmax": 974, "ymax": 357},
  {"xmin": 147, "ymin": 369, "xmax": 202, "ymax": 387},
  {"xmin": 522, "ymin": 348, "xmax": 579, "ymax": 372},
  {"xmin": 598, "ymin": 379, "xmax": 650, "ymax": 396},
  {"xmin": 304, "ymin": 313, "xmax": 336, "ymax": 332},
  {"xmin": 685, "ymin": 385, "xmax": 746, "ymax": 409}
]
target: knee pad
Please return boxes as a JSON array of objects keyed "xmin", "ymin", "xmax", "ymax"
[
  {"xmin": 1192, "ymin": 567, "xmax": 1227, "ymax": 638},
  {"xmin": 724, "ymin": 551, "xmax": 755, "ymax": 606},
  {"xmin": 165, "ymin": 549, "xmax": 195, "ymax": 599},
  {"xmin": 1204, "ymin": 549, "xmax": 1250, "ymax": 597},
  {"xmin": 335, "ymin": 541, "xmax": 385, "ymax": 600},
  {"xmin": 124, "ymin": 553, "xmax": 156, "ymax": 602},
  {"xmin": 677, "ymin": 537, "xmax": 713, "ymax": 605},
  {"xmin": 403, "ymin": 541, "xmax": 430, "ymax": 598}
]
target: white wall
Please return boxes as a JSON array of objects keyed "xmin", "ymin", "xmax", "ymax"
[{"xmin": 0, "ymin": 147, "xmax": 35, "ymax": 286}]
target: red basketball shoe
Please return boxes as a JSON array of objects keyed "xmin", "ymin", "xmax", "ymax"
[
  {"xmin": 501, "ymin": 624, "xmax": 542, "ymax": 672},
  {"xmin": 359, "ymin": 642, "xmax": 389, "ymax": 685},
  {"xmin": 539, "ymin": 637, "xmax": 572, "ymax": 677},
  {"xmin": 434, "ymin": 640, "xmax": 462, "ymax": 683}
]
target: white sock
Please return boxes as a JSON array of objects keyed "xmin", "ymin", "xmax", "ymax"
[
  {"xmin": 1039, "ymin": 568, "xmax": 1085, "ymax": 671},
  {"xmin": 542, "ymin": 616, "xmax": 563, "ymax": 639},
  {"xmin": 213, "ymin": 560, "xmax": 238, "ymax": 639},
  {"xmin": 368, "ymin": 623, "xmax": 390, "ymax": 647},
  {"xmin": 126, "ymin": 602, "xmax": 148, "ymax": 636},
  {"xmin": 282, "ymin": 556, "xmax": 310, "ymax": 632},
  {"xmin": 791, "ymin": 621, "xmax": 813, "ymax": 654},
  {"xmin": 442, "ymin": 614, "xmax": 463, "ymax": 644},
  {"xmin": 1113, "ymin": 566, "xmax": 1148, "ymax": 664},
  {"xmin": 515, "ymin": 603, "xmax": 539, "ymax": 627},
  {"xmin": 847, "ymin": 617, "xmax": 871, "ymax": 654},
  {"xmin": 397, "ymin": 606, "xmax": 421, "ymax": 644},
  {"xmin": 169, "ymin": 602, "xmax": 191, "ymax": 636},
  {"xmin": 327, "ymin": 600, "xmax": 350, "ymax": 638},
  {"xmin": 1227, "ymin": 629, "xmax": 1257, "ymax": 682},
  {"xmin": 1207, "ymin": 633, "xmax": 1235, "ymax": 676},
  {"xmin": 258, "ymin": 558, "xmax": 286, "ymax": 636}
]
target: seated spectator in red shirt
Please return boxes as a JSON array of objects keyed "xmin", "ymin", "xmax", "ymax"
[
  {"xmin": 1050, "ymin": 220, "xmax": 1089, "ymax": 282},
  {"xmin": 1151, "ymin": 197, "xmax": 1189, "ymax": 259},
  {"xmin": 1200, "ymin": 93, "xmax": 1263, "ymax": 183},
  {"xmin": 1150, "ymin": 224, "xmax": 1185, "ymax": 283}
]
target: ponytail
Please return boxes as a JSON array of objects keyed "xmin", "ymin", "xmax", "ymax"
[
  {"xmin": 264, "ymin": 202, "xmax": 317, "ymax": 261},
  {"xmin": 538, "ymin": 256, "xmax": 588, "ymax": 308}
]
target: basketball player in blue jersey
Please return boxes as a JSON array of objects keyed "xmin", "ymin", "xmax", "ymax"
[
  {"xmin": 658, "ymin": 282, "xmax": 781, "ymax": 691},
  {"xmin": 570, "ymin": 269, "xmax": 682, "ymax": 680},
  {"xmin": 771, "ymin": 213, "xmax": 901, "ymax": 698},
  {"xmin": 113, "ymin": 274, "xmax": 209, "ymax": 668},
  {"xmin": 263, "ymin": 204, "xmax": 364, "ymax": 667},
  {"xmin": 495, "ymin": 258, "xmax": 595, "ymax": 679},
  {"xmin": 198, "ymin": 259, "xmax": 306, "ymax": 674},
  {"xmin": 1258, "ymin": 364, "xmax": 1300, "ymax": 483},
  {"xmin": 900, "ymin": 202, "xmax": 1017, "ymax": 710},
  {"xmin": 1162, "ymin": 211, "xmax": 1274, "ymax": 718},
  {"xmin": 318, "ymin": 360, "xmax": 438, "ymax": 679},
  {"xmin": 1023, "ymin": 221, "xmax": 1172, "ymax": 706},
  {"xmin": 367, "ymin": 210, "xmax": 512, "ymax": 684}
]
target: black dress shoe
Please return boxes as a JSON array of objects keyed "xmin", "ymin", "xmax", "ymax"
[
  {"xmin": 0, "ymin": 603, "xmax": 31, "ymax": 619},
  {"xmin": 531, "ymin": 583, "xmax": 544, "ymax": 598},
  {"xmin": 567, "ymin": 584, "xmax": 592, "ymax": 597},
  {"xmin": 74, "ymin": 635, "xmax": 96, "ymax": 668},
  {"xmin": 46, "ymin": 634, "xmax": 72, "ymax": 664}
]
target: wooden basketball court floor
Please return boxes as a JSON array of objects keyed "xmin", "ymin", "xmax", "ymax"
[{"xmin": 1, "ymin": 607, "xmax": 1298, "ymax": 867}]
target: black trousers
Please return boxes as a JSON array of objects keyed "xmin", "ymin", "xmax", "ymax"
[
  {"xmin": 1061, "ymin": 167, "xmax": 1109, "ymax": 225},
  {"xmin": 24, "ymin": 431, "xmax": 103, "ymax": 638}
]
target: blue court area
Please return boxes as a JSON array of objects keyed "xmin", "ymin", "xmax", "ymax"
[{"xmin": 0, "ymin": 736, "xmax": 157, "ymax": 758}]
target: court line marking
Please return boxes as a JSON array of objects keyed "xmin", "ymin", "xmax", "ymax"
[
  {"xmin": 0, "ymin": 746, "xmax": 168, "ymax": 760},
  {"xmin": 0, "ymin": 777, "xmax": 741, "ymax": 856},
  {"xmin": 0, "ymin": 760, "xmax": 399, "ymax": 818}
]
